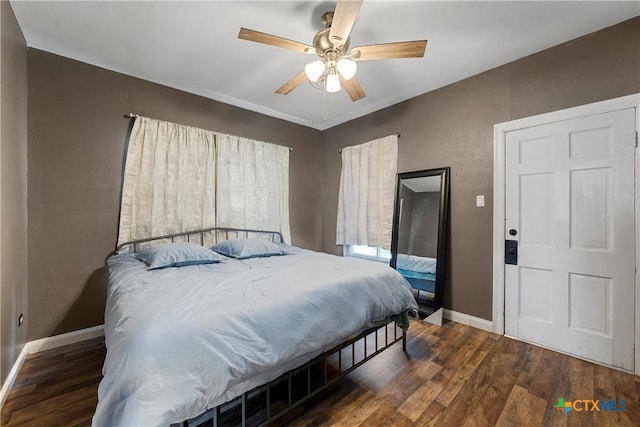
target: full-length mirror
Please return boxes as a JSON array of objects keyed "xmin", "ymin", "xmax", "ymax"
[{"xmin": 390, "ymin": 167, "xmax": 450, "ymax": 325}]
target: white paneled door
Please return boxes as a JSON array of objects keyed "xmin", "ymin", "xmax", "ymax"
[{"xmin": 505, "ymin": 108, "xmax": 636, "ymax": 371}]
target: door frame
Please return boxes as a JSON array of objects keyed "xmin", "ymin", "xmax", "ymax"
[{"xmin": 492, "ymin": 93, "xmax": 640, "ymax": 373}]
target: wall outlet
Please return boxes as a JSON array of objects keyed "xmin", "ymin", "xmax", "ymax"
[
  {"xmin": 476, "ymin": 195, "xmax": 485, "ymax": 207},
  {"xmin": 18, "ymin": 313, "xmax": 24, "ymax": 327}
]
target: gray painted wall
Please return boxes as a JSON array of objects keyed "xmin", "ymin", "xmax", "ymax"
[
  {"xmin": 1, "ymin": 1, "xmax": 28, "ymax": 384},
  {"xmin": 397, "ymin": 187, "xmax": 441, "ymax": 259},
  {"xmin": 322, "ymin": 17, "xmax": 640, "ymax": 321},
  {"xmin": 27, "ymin": 50, "xmax": 323, "ymax": 340},
  {"xmin": 1, "ymin": 15, "xmax": 637, "ymax": 352},
  {"xmin": 407, "ymin": 192, "xmax": 440, "ymax": 259}
]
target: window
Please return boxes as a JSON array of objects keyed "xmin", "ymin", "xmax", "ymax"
[
  {"xmin": 345, "ymin": 245, "xmax": 391, "ymax": 263},
  {"xmin": 336, "ymin": 135, "xmax": 398, "ymax": 250},
  {"xmin": 118, "ymin": 116, "xmax": 291, "ymax": 247}
]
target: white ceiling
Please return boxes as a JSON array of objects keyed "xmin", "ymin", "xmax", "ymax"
[{"xmin": 10, "ymin": 1, "xmax": 639, "ymax": 130}]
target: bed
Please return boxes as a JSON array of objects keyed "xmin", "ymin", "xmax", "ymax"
[
  {"xmin": 396, "ymin": 253, "xmax": 436, "ymax": 296},
  {"xmin": 93, "ymin": 228, "xmax": 418, "ymax": 426}
]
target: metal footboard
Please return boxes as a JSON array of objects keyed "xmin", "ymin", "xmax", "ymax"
[{"xmin": 179, "ymin": 319, "xmax": 407, "ymax": 427}]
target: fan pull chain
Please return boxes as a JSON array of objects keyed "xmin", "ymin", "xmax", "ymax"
[
  {"xmin": 330, "ymin": 91, "xmax": 334, "ymax": 122},
  {"xmin": 323, "ymin": 75, "xmax": 327, "ymax": 122}
]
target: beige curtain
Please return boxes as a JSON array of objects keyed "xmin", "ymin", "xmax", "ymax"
[
  {"xmin": 336, "ymin": 134, "xmax": 398, "ymax": 250},
  {"xmin": 117, "ymin": 117, "xmax": 216, "ymax": 247},
  {"xmin": 215, "ymin": 134, "xmax": 291, "ymax": 244}
]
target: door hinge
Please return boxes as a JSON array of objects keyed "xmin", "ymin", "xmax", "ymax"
[{"xmin": 635, "ymin": 131, "xmax": 638, "ymax": 147}]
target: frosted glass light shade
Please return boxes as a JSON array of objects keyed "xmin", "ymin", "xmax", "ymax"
[
  {"xmin": 326, "ymin": 72, "xmax": 341, "ymax": 93},
  {"xmin": 304, "ymin": 60, "xmax": 325, "ymax": 82},
  {"xmin": 336, "ymin": 58, "xmax": 357, "ymax": 80}
]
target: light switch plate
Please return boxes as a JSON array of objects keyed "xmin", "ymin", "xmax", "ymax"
[{"xmin": 476, "ymin": 195, "xmax": 485, "ymax": 207}]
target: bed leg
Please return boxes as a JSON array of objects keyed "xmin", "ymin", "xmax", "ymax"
[{"xmin": 402, "ymin": 329, "xmax": 407, "ymax": 352}]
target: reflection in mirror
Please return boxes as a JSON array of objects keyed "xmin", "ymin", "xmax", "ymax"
[{"xmin": 391, "ymin": 168, "xmax": 450, "ymax": 325}]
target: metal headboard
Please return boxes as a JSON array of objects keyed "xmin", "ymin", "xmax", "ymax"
[{"xmin": 115, "ymin": 226, "xmax": 285, "ymax": 254}]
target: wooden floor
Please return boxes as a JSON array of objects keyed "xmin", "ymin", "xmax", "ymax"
[{"xmin": 2, "ymin": 319, "xmax": 639, "ymax": 426}]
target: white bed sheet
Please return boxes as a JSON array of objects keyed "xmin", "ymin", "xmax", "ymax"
[
  {"xmin": 396, "ymin": 253, "xmax": 437, "ymax": 274},
  {"xmin": 93, "ymin": 246, "xmax": 417, "ymax": 426}
]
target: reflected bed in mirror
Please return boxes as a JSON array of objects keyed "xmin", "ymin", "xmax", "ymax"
[{"xmin": 390, "ymin": 167, "xmax": 450, "ymax": 325}]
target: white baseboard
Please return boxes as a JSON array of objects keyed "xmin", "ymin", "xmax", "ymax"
[
  {"xmin": 0, "ymin": 324, "xmax": 105, "ymax": 411},
  {"xmin": 444, "ymin": 309, "xmax": 493, "ymax": 333},
  {"xmin": 0, "ymin": 343, "xmax": 29, "ymax": 409},
  {"xmin": 28, "ymin": 324, "xmax": 105, "ymax": 354}
]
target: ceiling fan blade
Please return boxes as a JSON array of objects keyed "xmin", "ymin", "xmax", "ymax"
[
  {"xmin": 275, "ymin": 71, "xmax": 308, "ymax": 95},
  {"xmin": 339, "ymin": 75, "xmax": 366, "ymax": 102},
  {"xmin": 238, "ymin": 28, "xmax": 316, "ymax": 54},
  {"xmin": 351, "ymin": 40, "xmax": 427, "ymax": 61},
  {"xmin": 329, "ymin": 0, "xmax": 364, "ymax": 47}
]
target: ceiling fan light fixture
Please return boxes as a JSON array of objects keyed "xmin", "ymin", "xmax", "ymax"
[
  {"xmin": 240, "ymin": 0, "xmax": 427, "ymax": 104},
  {"xmin": 336, "ymin": 58, "xmax": 357, "ymax": 80},
  {"xmin": 326, "ymin": 70, "xmax": 341, "ymax": 93},
  {"xmin": 304, "ymin": 60, "xmax": 325, "ymax": 83}
]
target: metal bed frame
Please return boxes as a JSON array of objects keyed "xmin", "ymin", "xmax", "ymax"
[
  {"xmin": 178, "ymin": 320, "xmax": 406, "ymax": 427},
  {"xmin": 115, "ymin": 227, "xmax": 408, "ymax": 427},
  {"xmin": 115, "ymin": 226, "xmax": 285, "ymax": 254}
]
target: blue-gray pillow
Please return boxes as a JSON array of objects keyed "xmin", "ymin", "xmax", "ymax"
[
  {"xmin": 211, "ymin": 238, "xmax": 288, "ymax": 259},
  {"xmin": 135, "ymin": 242, "xmax": 226, "ymax": 270}
]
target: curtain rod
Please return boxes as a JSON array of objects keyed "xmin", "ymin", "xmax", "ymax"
[
  {"xmin": 338, "ymin": 133, "xmax": 401, "ymax": 153},
  {"xmin": 123, "ymin": 113, "xmax": 293, "ymax": 151}
]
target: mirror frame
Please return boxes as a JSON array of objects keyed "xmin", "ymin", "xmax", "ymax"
[{"xmin": 390, "ymin": 167, "xmax": 450, "ymax": 312}]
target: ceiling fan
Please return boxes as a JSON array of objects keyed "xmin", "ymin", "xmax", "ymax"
[{"xmin": 238, "ymin": 0, "xmax": 427, "ymax": 102}]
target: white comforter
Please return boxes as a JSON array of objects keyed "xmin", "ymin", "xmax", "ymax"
[
  {"xmin": 397, "ymin": 253, "xmax": 437, "ymax": 274},
  {"xmin": 93, "ymin": 246, "xmax": 417, "ymax": 426}
]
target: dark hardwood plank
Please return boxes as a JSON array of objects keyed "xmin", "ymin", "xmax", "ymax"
[
  {"xmin": 398, "ymin": 381, "xmax": 444, "ymax": 422},
  {"xmin": 2, "ymin": 321, "xmax": 639, "ymax": 427},
  {"xmin": 1, "ymin": 337, "xmax": 104, "ymax": 427},
  {"xmin": 494, "ymin": 384, "xmax": 546, "ymax": 427}
]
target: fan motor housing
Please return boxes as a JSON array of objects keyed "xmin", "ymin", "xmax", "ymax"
[{"xmin": 313, "ymin": 12, "xmax": 350, "ymax": 57}]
